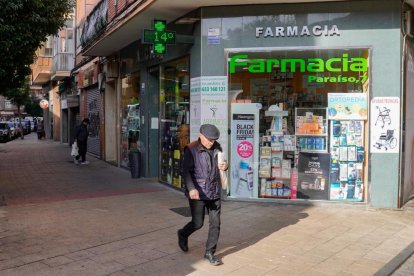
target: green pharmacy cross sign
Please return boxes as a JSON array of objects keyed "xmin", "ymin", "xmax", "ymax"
[{"xmin": 143, "ymin": 19, "xmax": 176, "ymax": 54}]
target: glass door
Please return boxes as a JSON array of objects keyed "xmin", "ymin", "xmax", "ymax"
[
  {"xmin": 159, "ymin": 57, "xmax": 190, "ymax": 188},
  {"xmin": 120, "ymin": 73, "xmax": 140, "ymax": 168}
]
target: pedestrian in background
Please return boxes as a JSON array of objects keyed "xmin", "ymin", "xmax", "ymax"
[
  {"xmin": 37, "ymin": 119, "xmax": 44, "ymax": 140},
  {"xmin": 74, "ymin": 118, "xmax": 90, "ymax": 165},
  {"xmin": 177, "ymin": 124, "xmax": 228, "ymax": 266}
]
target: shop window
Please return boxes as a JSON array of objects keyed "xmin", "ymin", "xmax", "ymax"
[
  {"xmin": 120, "ymin": 73, "xmax": 140, "ymax": 168},
  {"xmin": 159, "ymin": 57, "xmax": 190, "ymax": 188},
  {"xmin": 228, "ymin": 48, "xmax": 369, "ymax": 202}
]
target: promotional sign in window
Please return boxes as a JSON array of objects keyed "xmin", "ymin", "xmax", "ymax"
[
  {"xmin": 370, "ymin": 97, "xmax": 400, "ymax": 153},
  {"xmin": 297, "ymin": 152, "xmax": 330, "ymax": 200},
  {"xmin": 327, "ymin": 93, "xmax": 368, "ymax": 120},
  {"xmin": 230, "ymin": 113, "xmax": 255, "ymax": 198},
  {"xmin": 190, "ymin": 76, "xmax": 228, "ymax": 155}
]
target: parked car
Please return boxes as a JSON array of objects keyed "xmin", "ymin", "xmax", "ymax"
[
  {"xmin": 6, "ymin": 122, "xmax": 17, "ymax": 139},
  {"xmin": 0, "ymin": 122, "xmax": 12, "ymax": 142}
]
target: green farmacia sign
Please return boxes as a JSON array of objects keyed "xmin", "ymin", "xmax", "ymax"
[
  {"xmin": 229, "ymin": 53, "xmax": 368, "ymax": 83},
  {"xmin": 143, "ymin": 19, "xmax": 176, "ymax": 54}
]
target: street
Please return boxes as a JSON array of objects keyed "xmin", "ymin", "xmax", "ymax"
[{"xmin": 0, "ymin": 133, "xmax": 414, "ymax": 275}]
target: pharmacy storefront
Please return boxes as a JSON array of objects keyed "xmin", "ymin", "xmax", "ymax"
[{"xmin": 193, "ymin": 1, "xmax": 403, "ymax": 208}]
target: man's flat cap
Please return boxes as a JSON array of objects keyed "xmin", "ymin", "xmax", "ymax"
[{"xmin": 200, "ymin": 124, "xmax": 220, "ymax": 140}]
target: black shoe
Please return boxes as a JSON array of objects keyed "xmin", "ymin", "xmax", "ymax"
[
  {"xmin": 204, "ymin": 251, "xmax": 222, "ymax": 266},
  {"xmin": 177, "ymin": 229, "xmax": 188, "ymax": 252}
]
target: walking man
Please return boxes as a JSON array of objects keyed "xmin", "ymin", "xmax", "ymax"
[
  {"xmin": 177, "ymin": 124, "xmax": 228, "ymax": 266},
  {"xmin": 74, "ymin": 118, "xmax": 90, "ymax": 165}
]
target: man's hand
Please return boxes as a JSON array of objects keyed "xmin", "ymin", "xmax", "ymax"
[
  {"xmin": 218, "ymin": 161, "xmax": 228, "ymax": 171},
  {"xmin": 189, "ymin": 189, "xmax": 200, "ymax": 200}
]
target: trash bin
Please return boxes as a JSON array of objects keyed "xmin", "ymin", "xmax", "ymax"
[{"xmin": 128, "ymin": 151, "xmax": 141, "ymax": 178}]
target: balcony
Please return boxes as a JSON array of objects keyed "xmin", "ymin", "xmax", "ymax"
[
  {"xmin": 31, "ymin": 56, "xmax": 52, "ymax": 85},
  {"xmin": 52, "ymin": 53, "xmax": 75, "ymax": 81},
  {"xmin": 80, "ymin": 0, "xmax": 109, "ymax": 48}
]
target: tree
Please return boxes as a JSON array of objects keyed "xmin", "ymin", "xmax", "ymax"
[
  {"xmin": 24, "ymin": 94, "xmax": 43, "ymax": 118},
  {"xmin": 8, "ymin": 82, "xmax": 31, "ymax": 139},
  {"xmin": 0, "ymin": 0, "xmax": 74, "ymax": 96}
]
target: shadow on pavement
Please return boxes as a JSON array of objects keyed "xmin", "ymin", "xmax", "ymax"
[{"xmin": 0, "ymin": 135, "xmax": 313, "ymax": 275}]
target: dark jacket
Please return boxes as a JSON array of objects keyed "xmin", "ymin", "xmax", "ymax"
[
  {"xmin": 75, "ymin": 124, "xmax": 88, "ymax": 142},
  {"xmin": 183, "ymin": 139, "xmax": 222, "ymax": 200}
]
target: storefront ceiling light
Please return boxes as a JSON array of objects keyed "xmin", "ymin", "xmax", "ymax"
[{"xmin": 175, "ymin": 17, "xmax": 200, "ymax": 24}]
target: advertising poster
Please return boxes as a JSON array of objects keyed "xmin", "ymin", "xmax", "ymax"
[
  {"xmin": 190, "ymin": 76, "xmax": 228, "ymax": 155},
  {"xmin": 370, "ymin": 97, "xmax": 400, "ymax": 153},
  {"xmin": 230, "ymin": 113, "xmax": 255, "ymax": 198},
  {"xmin": 328, "ymin": 93, "xmax": 368, "ymax": 120},
  {"xmin": 297, "ymin": 152, "xmax": 330, "ymax": 200},
  {"xmin": 200, "ymin": 76, "xmax": 228, "ymax": 155},
  {"xmin": 190, "ymin": 77, "xmax": 201, "ymax": 142}
]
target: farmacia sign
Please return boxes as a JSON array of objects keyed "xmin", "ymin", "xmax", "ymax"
[
  {"xmin": 229, "ymin": 53, "xmax": 368, "ymax": 84},
  {"xmin": 256, "ymin": 25, "xmax": 340, "ymax": 38}
]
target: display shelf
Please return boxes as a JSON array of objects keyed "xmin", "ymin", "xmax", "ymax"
[
  {"xmin": 296, "ymin": 134, "xmax": 327, "ymax": 137},
  {"xmin": 259, "ymin": 177, "xmax": 290, "ymax": 180},
  {"xmin": 260, "ymin": 196, "xmax": 290, "ymax": 199},
  {"xmin": 295, "ymin": 107, "xmax": 328, "ymax": 153},
  {"xmin": 265, "ymin": 110, "xmax": 289, "ymax": 117}
]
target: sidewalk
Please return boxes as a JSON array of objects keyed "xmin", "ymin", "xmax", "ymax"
[{"xmin": 0, "ymin": 134, "xmax": 414, "ymax": 275}]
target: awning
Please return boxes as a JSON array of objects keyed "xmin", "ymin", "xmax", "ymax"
[{"xmin": 0, "ymin": 111, "xmax": 15, "ymax": 115}]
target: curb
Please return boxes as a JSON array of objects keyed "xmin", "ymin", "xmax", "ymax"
[{"xmin": 374, "ymin": 241, "xmax": 414, "ymax": 276}]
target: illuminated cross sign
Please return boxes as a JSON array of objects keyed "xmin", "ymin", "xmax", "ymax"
[{"xmin": 143, "ymin": 19, "xmax": 176, "ymax": 54}]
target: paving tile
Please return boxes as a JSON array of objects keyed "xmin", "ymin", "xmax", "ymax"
[
  {"xmin": 108, "ymin": 271, "xmax": 131, "ymax": 276},
  {"xmin": 300, "ymin": 269, "xmax": 334, "ymax": 276},
  {"xmin": 0, "ymin": 262, "xmax": 50, "ymax": 275},
  {"xmin": 340, "ymin": 258, "xmax": 384, "ymax": 276},
  {"xmin": 114, "ymin": 254, "xmax": 149, "ymax": 266},
  {"xmin": 265, "ymin": 267, "xmax": 302, "ymax": 276},
  {"xmin": 0, "ymin": 258, "xmax": 26, "ymax": 271},
  {"xmin": 42, "ymin": 256, "xmax": 74, "ymax": 267},
  {"xmin": 65, "ymin": 250, "xmax": 97, "ymax": 261},
  {"xmin": 309, "ymin": 256, "xmax": 355, "ymax": 275}
]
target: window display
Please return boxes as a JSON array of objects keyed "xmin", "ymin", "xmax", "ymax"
[
  {"xmin": 159, "ymin": 57, "xmax": 190, "ymax": 188},
  {"xmin": 295, "ymin": 108, "xmax": 328, "ymax": 153},
  {"xmin": 329, "ymin": 120, "xmax": 364, "ymax": 200},
  {"xmin": 120, "ymin": 73, "xmax": 140, "ymax": 168},
  {"xmin": 258, "ymin": 107, "xmax": 295, "ymax": 199},
  {"xmin": 227, "ymin": 48, "xmax": 369, "ymax": 201}
]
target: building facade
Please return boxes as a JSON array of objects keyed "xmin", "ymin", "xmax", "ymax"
[{"xmin": 75, "ymin": 0, "xmax": 414, "ymax": 208}]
